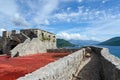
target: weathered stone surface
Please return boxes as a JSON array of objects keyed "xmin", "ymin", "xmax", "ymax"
[
  {"xmin": 74, "ymin": 52, "xmax": 101, "ymax": 80},
  {"xmin": 91, "ymin": 46, "xmax": 120, "ymax": 80},
  {"xmin": 100, "ymin": 48, "xmax": 120, "ymax": 80},
  {"xmin": 10, "ymin": 38, "xmax": 31, "ymax": 57},
  {"xmin": 17, "ymin": 49, "xmax": 86, "ymax": 80},
  {"xmin": 17, "ymin": 46, "xmax": 120, "ymax": 80},
  {"xmin": 10, "ymin": 38, "xmax": 47, "ymax": 57},
  {"xmin": 47, "ymin": 49, "xmax": 79, "ymax": 53}
]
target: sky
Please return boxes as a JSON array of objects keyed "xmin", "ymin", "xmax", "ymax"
[{"xmin": 0, "ymin": 0, "xmax": 120, "ymax": 41}]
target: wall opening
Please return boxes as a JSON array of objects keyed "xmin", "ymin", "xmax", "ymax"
[
  {"xmin": 8, "ymin": 40, "xmax": 20, "ymax": 50},
  {"xmin": 42, "ymin": 33, "xmax": 44, "ymax": 37},
  {"xmin": 29, "ymin": 31, "xmax": 37, "ymax": 39},
  {"xmin": 10, "ymin": 45, "xmax": 17, "ymax": 50}
]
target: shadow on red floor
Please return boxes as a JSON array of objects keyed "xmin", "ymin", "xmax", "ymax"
[{"xmin": 0, "ymin": 53, "xmax": 69, "ymax": 80}]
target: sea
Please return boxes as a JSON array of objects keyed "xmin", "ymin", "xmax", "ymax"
[{"xmin": 97, "ymin": 45, "xmax": 120, "ymax": 58}]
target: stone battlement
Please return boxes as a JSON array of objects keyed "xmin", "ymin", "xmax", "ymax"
[
  {"xmin": 1, "ymin": 28, "xmax": 57, "ymax": 57},
  {"xmin": 18, "ymin": 46, "xmax": 120, "ymax": 80}
]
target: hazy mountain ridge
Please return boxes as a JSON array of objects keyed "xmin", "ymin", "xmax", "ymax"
[
  {"xmin": 99, "ymin": 37, "xmax": 120, "ymax": 46},
  {"xmin": 69, "ymin": 40, "xmax": 100, "ymax": 46}
]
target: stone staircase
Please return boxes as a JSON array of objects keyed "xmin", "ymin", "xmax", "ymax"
[{"xmin": 10, "ymin": 38, "xmax": 46, "ymax": 57}]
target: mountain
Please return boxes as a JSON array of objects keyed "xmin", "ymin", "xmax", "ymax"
[
  {"xmin": 99, "ymin": 37, "xmax": 120, "ymax": 46},
  {"xmin": 69, "ymin": 40, "xmax": 100, "ymax": 46},
  {"xmin": 57, "ymin": 38, "xmax": 76, "ymax": 48}
]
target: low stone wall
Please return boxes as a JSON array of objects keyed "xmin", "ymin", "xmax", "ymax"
[
  {"xmin": 17, "ymin": 49, "xmax": 86, "ymax": 80},
  {"xmin": 101, "ymin": 48, "xmax": 120, "ymax": 80},
  {"xmin": 90, "ymin": 46, "xmax": 120, "ymax": 80},
  {"xmin": 47, "ymin": 49, "xmax": 79, "ymax": 53}
]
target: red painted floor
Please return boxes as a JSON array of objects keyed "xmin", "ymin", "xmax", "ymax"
[{"xmin": 0, "ymin": 53, "xmax": 69, "ymax": 80}]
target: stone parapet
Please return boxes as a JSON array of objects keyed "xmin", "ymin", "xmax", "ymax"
[
  {"xmin": 17, "ymin": 46, "xmax": 120, "ymax": 80},
  {"xmin": 17, "ymin": 49, "xmax": 86, "ymax": 80}
]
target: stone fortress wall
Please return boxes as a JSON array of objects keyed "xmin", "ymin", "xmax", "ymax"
[
  {"xmin": 18, "ymin": 46, "xmax": 120, "ymax": 80},
  {"xmin": 1, "ymin": 29, "xmax": 56, "ymax": 57},
  {"xmin": 18, "ymin": 48, "xmax": 88, "ymax": 80}
]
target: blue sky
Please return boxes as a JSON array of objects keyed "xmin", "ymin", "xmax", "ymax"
[{"xmin": 0, "ymin": 0, "xmax": 120, "ymax": 41}]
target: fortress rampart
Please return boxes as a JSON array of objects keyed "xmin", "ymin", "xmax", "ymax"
[
  {"xmin": 18, "ymin": 48, "xmax": 88, "ymax": 80},
  {"xmin": 18, "ymin": 46, "xmax": 120, "ymax": 80},
  {"xmin": 1, "ymin": 29, "xmax": 57, "ymax": 57}
]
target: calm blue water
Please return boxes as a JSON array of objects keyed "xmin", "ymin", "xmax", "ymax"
[{"xmin": 96, "ymin": 45, "xmax": 120, "ymax": 58}]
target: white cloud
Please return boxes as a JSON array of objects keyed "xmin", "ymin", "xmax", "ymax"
[
  {"xmin": 59, "ymin": 17, "xmax": 120, "ymax": 41},
  {"xmin": 38, "ymin": 26, "xmax": 55, "ymax": 32},
  {"xmin": 0, "ymin": 28, "xmax": 6, "ymax": 32},
  {"xmin": 31, "ymin": 0, "xmax": 59, "ymax": 25},
  {"xmin": 53, "ymin": 11, "xmax": 82, "ymax": 22},
  {"xmin": 78, "ymin": 0, "xmax": 82, "ymax": 2},
  {"xmin": 0, "ymin": 0, "xmax": 17, "ymax": 16},
  {"xmin": 18, "ymin": 0, "xmax": 59, "ymax": 25},
  {"xmin": 0, "ymin": 0, "xmax": 119, "ymax": 41},
  {"xmin": 57, "ymin": 32, "xmax": 88, "ymax": 40},
  {"xmin": 0, "ymin": 0, "xmax": 60, "ymax": 29},
  {"xmin": 53, "ymin": 7, "xmax": 108, "ymax": 23},
  {"xmin": 87, "ymin": 19, "xmax": 120, "ymax": 35},
  {"xmin": 60, "ymin": 0, "xmax": 82, "ymax": 2},
  {"xmin": 11, "ymin": 13, "xmax": 30, "ymax": 26},
  {"xmin": 56, "ymin": 10, "xmax": 120, "ymax": 41},
  {"xmin": 0, "ymin": 28, "xmax": 6, "ymax": 36},
  {"xmin": 0, "ymin": 0, "xmax": 29, "ymax": 27},
  {"xmin": 102, "ymin": 0, "xmax": 109, "ymax": 3}
]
